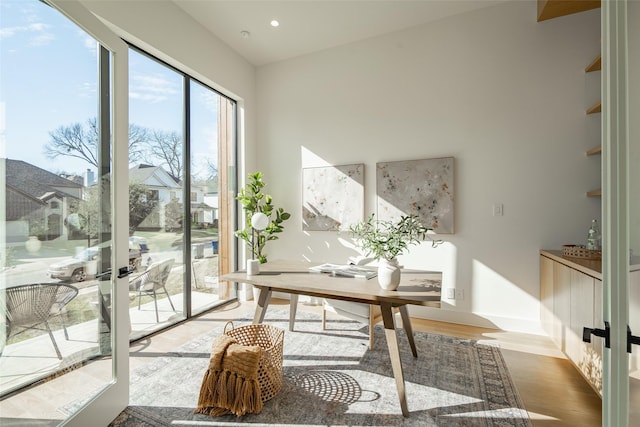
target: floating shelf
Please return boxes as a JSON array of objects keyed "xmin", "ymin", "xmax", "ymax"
[
  {"xmin": 537, "ymin": 0, "xmax": 601, "ymax": 22},
  {"xmin": 586, "ymin": 146, "xmax": 602, "ymax": 156},
  {"xmin": 585, "ymin": 55, "xmax": 601, "ymax": 72},
  {"xmin": 587, "ymin": 189, "xmax": 602, "ymax": 197},
  {"xmin": 587, "ymin": 101, "xmax": 602, "ymax": 114}
]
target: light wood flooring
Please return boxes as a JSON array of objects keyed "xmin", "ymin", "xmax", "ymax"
[{"xmin": 1, "ymin": 298, "xmax": 602, "ymax": 426}]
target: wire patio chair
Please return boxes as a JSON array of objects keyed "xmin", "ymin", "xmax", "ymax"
[
  {"xmin": 129, "ymin": 259, "xmax": 176, "ymax": 322},
  {"xmin": 2, "ymin": 283, "xmax": 79, "ymax": 359}
]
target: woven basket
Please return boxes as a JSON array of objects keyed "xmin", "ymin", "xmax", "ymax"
[
  {"xmin": 562, "ymin": 244, "xmax": 602, "ymax": 260},
  {"xmin": 223, "ymin": 321, "xmax": 285, "ymax": 403}
]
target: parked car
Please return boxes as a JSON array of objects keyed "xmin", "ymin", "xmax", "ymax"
[{"xmin": 47, "ymin": 242, "xmax": 142, "ymax": 282}]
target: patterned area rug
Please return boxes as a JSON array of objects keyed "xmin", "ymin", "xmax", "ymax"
[{"xmin": 109, "ymin": 310, "xmax": 531, "ymax": 426}]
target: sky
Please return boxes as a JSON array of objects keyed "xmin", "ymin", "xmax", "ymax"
[{"xmin": 0, "ymin": 0, "xmax": 219, "ymax": 178}]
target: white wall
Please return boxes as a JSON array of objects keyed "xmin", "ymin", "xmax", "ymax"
[{"xmin": 255, "ymin": 1, "xmax": 601, "ymax": 333}]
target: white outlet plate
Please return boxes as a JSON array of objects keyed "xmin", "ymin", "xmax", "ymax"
[
  {"xmin": 455, "ymin": 289, "xmax": 464, "ymax": 300},
  {"xmin": 492, "ymin": 204, "xmax": 503, "ymax": 216},
  {"xmin": 445, "ymin": 288, "xmax": 455, "ymax": 299}
]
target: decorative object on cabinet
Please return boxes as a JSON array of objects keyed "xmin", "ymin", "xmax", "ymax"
[
  {"xmin": 562, "ymin": 244, "xmax": 602, "ymax": 260},
  {"xmin": 302, "ymin": 164, "xmax": 364, "ymax": 231},
  {"xmin": 376, "ymin": 157, "xmax": 454, "ymax": 234}
]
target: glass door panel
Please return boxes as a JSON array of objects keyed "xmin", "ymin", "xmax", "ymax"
[
  {"xmin": 189, "ymin": 80, "xmax": 235, "ymax": 314},
  {"xmin": 128, "ymin": 49, "xmax": 185, "ymax": 340},
  {"xmin": 0, "ymin": 0, "xmax": 125, "ymax": 424}
]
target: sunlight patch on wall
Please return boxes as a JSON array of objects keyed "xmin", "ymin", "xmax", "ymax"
[{"xmin": 471, "ymin": 259, "xmax": 538, "ymax": 321}]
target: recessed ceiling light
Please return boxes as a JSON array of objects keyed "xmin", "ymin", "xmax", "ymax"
[
  {"xmin": 270, "ymin": 20, "xmax": 280, "ymax": 28},
  {"xmin": 240, "ymin": 30, "xmax": 250, "ymax": 39}
]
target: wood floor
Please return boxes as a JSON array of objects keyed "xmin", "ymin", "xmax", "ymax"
[{"xmin": 0, "ymin": 298, "xmax": 602, "ymax": 426}]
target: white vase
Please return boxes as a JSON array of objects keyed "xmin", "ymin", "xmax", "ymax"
[
  {"xmin": 377, "ymin": 258, "xmax": 401, "ymax": 290},
  {"xmin": 247, "ymin": 259, "xmax": 260, "ymax": 276}
]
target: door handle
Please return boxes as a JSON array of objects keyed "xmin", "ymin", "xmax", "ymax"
[
  {"xmin": 627, "ymin": 326, "xmax": 640, "ymax": 353},
  {"xmin": 583, "ymin": 321, "xmax": 610, "ymax": 348},
  {"xmin": 117, "ymin": 266, "xmax": 134, "ymax": 278},
  {"xmin": 96, "ymin": 269, "xmax": 112, "ymax": 279}
]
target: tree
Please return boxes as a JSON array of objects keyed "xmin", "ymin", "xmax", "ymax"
[
  {"xmin": 44, "ymin": 117, "xmax": 148, "ymax": 167},
  {"xmin": 146, "ymin": 130, "xmax": 183, "ymax": 180},
  {"xmin": 77, "ymin": 181, "xmax": 158, "ymax": 237},
  {"xmin": 206, "ymin": 160, "xmax": 218, "ymax": 181},
  {"xmin": 164, "ymin": 198, "xmax": 183, "ymax": 232},
  {"xmin": 128, "ymin": 182, "xmax": 159, "ymax": 233}
]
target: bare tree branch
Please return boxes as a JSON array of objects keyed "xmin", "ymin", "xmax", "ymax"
[
  {"xmin": 146, "ymin": 130, "xmax": 183, "ymax": 180},
  {"xmin": 44, "ymin": 117, "xmax": 150, "ymax": 167},
  {"xmin": 45, "ymin": 121, "xmax": 99, "ymax": 167}
]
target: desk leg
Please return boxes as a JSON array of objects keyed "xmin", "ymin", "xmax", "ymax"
[
  {"xmin": 253, "ymin": 287, "xmax": 272, "ymax": 324},
  {"xmin": 398, "ymin": 305, "xmax": 417, "ymax": 358},
  {"xmin": 289, "ymin": 294, "xmax": 299, "ymax": 331},
  {"xmin": 381, "ymin": 302, "xmax": 409, "ymax": 417}
]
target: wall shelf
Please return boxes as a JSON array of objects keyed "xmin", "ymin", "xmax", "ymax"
[
  {"xmin": 587, "ymin": 101, "xmax": 601, "ymax": 114},
  {"xmin": 537, "ymin": 0, "xmax": 601, "ymax": 22},
  {"xmin": 585, "ymin": 55, "xmax": 601, "ymax": 72},
  {"xmin": 587, "ymin": 189, "xmax": 602, "ymax": 198},
  {"xmin": 586, "ymin": 146, "xmax": 601, "ymax": 156}
]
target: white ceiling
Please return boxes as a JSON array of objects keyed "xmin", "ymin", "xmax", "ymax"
[{"xmin": 172, "ymin": 0, "xmax": 507, "ymax": 66}]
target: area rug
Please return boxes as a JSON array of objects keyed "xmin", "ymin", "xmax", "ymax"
[{"xmin": 108, "ymin": 310, "xmax": 531, "ymax": 426}]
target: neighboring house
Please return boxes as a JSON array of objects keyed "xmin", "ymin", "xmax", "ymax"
[
  {"xmin": 129, "ymin": 164, "xmax": 182, "ymax": 231},
  {"xmin": 192, "ymin": 181, "xmax": 218, "ymax": 228},
  {"xmin": 4, "ymin": 158, "xmax": 84, "ymax": 242},
  {"xmin": 129, "ymin": 164, "xmax": 219, "ymax": 231}
]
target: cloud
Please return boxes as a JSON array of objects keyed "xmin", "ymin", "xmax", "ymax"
[
  {"xmin": 130, "ymin": 74, "xmax": 180, "ymax": 104},
  {"xmin": 0, "ymin": 22, "xmax": 54, "ymax": 46},
  {"xmin": 198, "ymin": 90, "xmax": 219, "ymax": 113}
]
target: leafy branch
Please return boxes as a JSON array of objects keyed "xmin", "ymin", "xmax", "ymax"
[{"xmin": 349, "ymin": 214, "xmax": 442, "ymax": 261}]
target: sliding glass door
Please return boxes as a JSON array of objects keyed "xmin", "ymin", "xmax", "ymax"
[
  {"xmin": 602, "ymin": 1, "xmax": 639, "ymax": 426},
  {"xmin": 0, "ymin": 0, "xmax": 129, "ymax": 424},
  {"xmin": 127, "ymin": 48, "xmax": 236, "ymax": 340}
]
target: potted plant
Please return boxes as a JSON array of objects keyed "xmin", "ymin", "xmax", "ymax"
[
  {"xmin": 235, "ymin": 172, "xmax": 291, "ymax": 265},
  {"xmin": 349, "ymin": 214, "xmax": 441, "ymax": 290}
]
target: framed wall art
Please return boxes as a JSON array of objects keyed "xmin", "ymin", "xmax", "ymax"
[
  {"xmin": 376, "ymin": 157, "xmax": 454, "ymax": 234},
  {"xmin": 302, "ymin": 164, "xmax": 364, "ymax": 231}
]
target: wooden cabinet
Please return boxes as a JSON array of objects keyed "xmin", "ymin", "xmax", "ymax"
[{"xmin": 540, "ymin": 252, "xmax": 603, "ymax": 394}]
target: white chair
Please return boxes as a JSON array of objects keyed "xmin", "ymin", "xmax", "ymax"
[{"xmin": 321, "ymin": 299, "xmax": 403, "ymax": 350}]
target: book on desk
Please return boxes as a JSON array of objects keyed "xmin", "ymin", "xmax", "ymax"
[{"xmin": 309, "ymin": 263, "xmax": 377, "ymax": 280}]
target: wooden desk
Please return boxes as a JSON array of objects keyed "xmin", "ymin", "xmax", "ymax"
[{"xmin": 221, "ymin": 260, "xmax": 442, "ymax": 416}]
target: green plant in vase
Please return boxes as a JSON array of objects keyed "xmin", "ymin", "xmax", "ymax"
[
  {"xmin": 349, "ymin": 214, "xmax": 442, "ymax": 290},
  {"xmin": 235, "ymin": 172, "xmax": 291, "ymax": 264}
]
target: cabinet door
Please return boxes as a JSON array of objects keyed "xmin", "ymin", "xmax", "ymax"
[
  {"xmin": 553, "ymin": 262, "xmax": 572, "ymax": 351},
  {"xmin": 569, "ymin": 269, "xmax": 600, "ymax": 393},
  {"xmin": 592, "ymin": 278, "xmax": 603, "ymax": 393},
  {"xmin": 540, "ymin": 255, "xmax": 555, "ymax": 337}
]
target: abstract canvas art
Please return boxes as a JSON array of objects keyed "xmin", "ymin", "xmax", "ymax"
[
  {"xmin": 376, "ymin": 157, "xmax": 454, "ymax": 234},
  {"xmin": 302, "ymin": 164, "xmax": 364, "ymax": 231}
]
